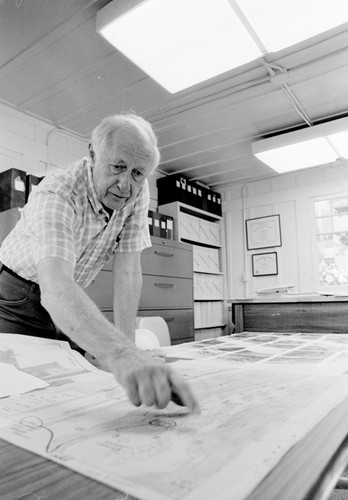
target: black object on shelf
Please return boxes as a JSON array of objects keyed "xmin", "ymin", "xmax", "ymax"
[
  {"xmin": 0, "ymin": 168, "xmax": 27, "ymax": 213},
  {"xmin": 25, "ymin": 174, "xmax": 44, "ymax": 201},
  {"xmin": 157, "ymin": 174, "xmax": 221, "ymax": 216}
]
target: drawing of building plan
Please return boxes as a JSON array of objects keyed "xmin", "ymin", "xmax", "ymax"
[{"xmin": 1, "ymin": 332, "xmax": 348, "ymax": 500}]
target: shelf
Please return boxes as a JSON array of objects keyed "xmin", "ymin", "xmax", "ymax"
[
  {"xmin": 194, "ymin": 298, "xmax": 224, "ymax": 302},
  {"xmin": 194, "ymin": 271, "xmax": 224, "ymax": 276},
  {"xmin": 194, "ymin": 323, "xmax": 227, "ymax": 330},
  {"xmin": 182, "ymin": 238, "xmax": 221, "ymax": 249},
  {"xmin": 159, "ymin": 200, "xmax": 226, "ymax": 333},
  {"xmin": 160, "ymin": 201, "xmax": 222, "ymax": 222}
]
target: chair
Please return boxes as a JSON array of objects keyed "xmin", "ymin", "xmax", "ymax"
[
  {"xmin": 136, "ymin": 316, "xmax": 171, "ymax": 347},
  {"xmin": 135, "ymin": 328, "xmax": 160, "ymax": 350}
]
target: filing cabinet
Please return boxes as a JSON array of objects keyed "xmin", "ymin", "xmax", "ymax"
[
  {"xmin": 139, "ymin": 237, "xmax": 194, "ymax": 344},
  {"xmin": 85, "ymin": 236, "xmax": 194, "ymax": 344}
]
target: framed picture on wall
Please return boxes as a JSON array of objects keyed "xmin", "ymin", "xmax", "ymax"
[
  {"xmin": 252, "ymin": 252, "xmax": 278, "ymax": 276},
  {"xmin": 246, "ymin": 214, "xmax": 282, "ymax": 250}
]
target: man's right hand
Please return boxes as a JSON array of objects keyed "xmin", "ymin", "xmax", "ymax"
[{"xmin": 107, "ymin": 347, "xmax": 200, "ymax": 413}]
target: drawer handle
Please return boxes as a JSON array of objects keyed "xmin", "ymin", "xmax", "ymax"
[
  {"xmin": 164, "ymin": 317, "xmax": 175, "ymax": 322},
  {"xmin": 154, "ymin": 282, "xmax": 174, "ymax": 288},
  {"xmin": 154, "ymin": 251, "xmax": 174, "ymax": 257}
]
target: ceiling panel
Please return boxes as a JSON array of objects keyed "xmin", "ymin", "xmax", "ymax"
[{"xmin": 0, "ymin": 1, "xmax": 348, "ymax": 188}]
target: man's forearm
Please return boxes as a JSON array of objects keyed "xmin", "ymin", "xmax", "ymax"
[
  {"xmin": 113, "ymin": 252, "xmax": 143, "ymax": 341},
  {"xmin": 113, "ymin": 271, "xmax": 142, "ymax": 341},
  {"xmin": 40, "ymin": 275, "xmax": 200, "ymax": 413},
  {"xmin": 40, "ymin": 274, "xmax": 134, "ymax": 361}
]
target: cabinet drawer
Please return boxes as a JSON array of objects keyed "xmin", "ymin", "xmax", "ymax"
[
  {"xmin": 137, "ymin": 308, "xmax": 194, "ymax": 341},
  {"xmin": 142, "ymin": 243, "xmax": 192, "ymax": 278},
  {"xmin": 85, "ymin": 270, "xmax": 113, "ymax": 308},
  {"xmin": 139, "ymin": 276, "xmax": 192, "ymax": 308}
]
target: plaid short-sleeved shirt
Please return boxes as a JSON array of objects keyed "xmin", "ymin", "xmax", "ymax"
[{"xmin": 0, "ymin": 158, "xmax": 151, "ymax": 288}]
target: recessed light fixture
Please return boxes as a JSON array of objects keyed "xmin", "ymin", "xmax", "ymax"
[
  {"xmin": 96, "ymin": 0, "xmax": 348, "ymax": 93},
  {"xmin": 252, "ymin": 116, "xmax": 348, "ymax": 173},
  {"xmin": 97, "ymin": 0, "xmax": 262, "ymax": 93}
]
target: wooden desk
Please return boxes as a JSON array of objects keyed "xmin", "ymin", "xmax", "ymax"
[
  {"xmin": 231, "ymin": 295, "xmax": 348, "ymax": 333},
  {"xmin": 0, "ymin": 439, "xmax": 124, "ymax": 500}
]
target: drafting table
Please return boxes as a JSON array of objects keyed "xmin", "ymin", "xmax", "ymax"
[
  {"xmin": 1, "ymin": 401, "xmax": 348, "ymax": 500},
  {"xmin": 1, "ymin": 332, "xmax": 348, "ymax": 500}
]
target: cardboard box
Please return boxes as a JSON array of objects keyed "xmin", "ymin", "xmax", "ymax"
[
  {"xmin": 202, "ymin": 187, "xmax": 222, "ymax": 216},
  {"xmin": 157, "ymin": 174, "xmax": 204, "ymax": 209},
  {"xmin": 158, "ymin": 174, "xmax": 221, "ymax": 214},
  {"xmin": 0, "ymin": 168, "xmax": 27, "ymax": 213}
]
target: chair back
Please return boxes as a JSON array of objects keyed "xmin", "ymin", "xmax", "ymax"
[
  {"xmin": 136, "ymin": 316, "xmax": 171, "ymax": 346},
  {"xmin": 135, "ymin": 328, "xmax": 160, "ymax": 350}
]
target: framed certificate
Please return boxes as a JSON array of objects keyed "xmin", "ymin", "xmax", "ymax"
[
  {"xmin": 252, "ymin": 252, "xmax": 278, "ymax": 276},
  {"xmin": 246, "ymin": 214, "xmax": 282, "ymax": 250}
]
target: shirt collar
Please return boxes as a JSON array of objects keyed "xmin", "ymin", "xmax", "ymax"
[{"xmin": 85, "ymin": 158, "xmax": 110, "ymax": 220}]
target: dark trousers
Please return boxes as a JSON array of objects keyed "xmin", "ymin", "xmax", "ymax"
[{"xmin": 0, "ymin": 263, "xmax": 83, "ymax": 352}]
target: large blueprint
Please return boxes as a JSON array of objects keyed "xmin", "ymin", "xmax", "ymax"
[{"xmin": 1, "ymin": 332, "xmax": 348, "ymax": 500}]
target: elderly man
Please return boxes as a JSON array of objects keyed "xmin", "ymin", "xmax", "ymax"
[{"xmin": 0, "ymin": 113, "xmax": 199, "ymax": 413}]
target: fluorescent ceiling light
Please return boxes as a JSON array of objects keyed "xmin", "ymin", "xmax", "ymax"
[
  {"xmin": 97, "ymin": 0, "xmax": 348, "ymax": 93},
  {"xmin": 329, "ymin": 131, "xmax": 348, "ymax": 157},
  {"xmin": 97, "ymin": 0, "xmax": 262, "ymax": 93},
  {"xmin": 252, "ymin": 117, "xmax": 348, "ymax": 173},
  {"xmin": 254, "ymin": 138, "xmax": 337, "ymax": 174},
  {"xmin": 238, "ymin": 0, "xmax": 348, "ymax": 52}
]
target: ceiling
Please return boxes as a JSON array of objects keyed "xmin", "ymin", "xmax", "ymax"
[{"xmin": 1, "ymin": 0, "xmax": 348, "ymax": 189}]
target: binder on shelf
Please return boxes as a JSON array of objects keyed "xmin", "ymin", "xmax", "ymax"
[
  {"xmin": 153, "ymin": 211, "xmax": 161, "ymax": 237},
  {"xmin": 148, "ymin": 210, "xmax": 155, "ymax": 236},
  {"xmin": 157, "ymin": 174, "xmax": 204, "ymax": 210},
  {"xmin": 160, "ymin": 215, "xmax": 167, "ymax": 238},
  {"xmin": 202, "ymin": 188, "xmax": 222, "ymax": 216},
  {"xmin": 160, "ymin": 214, "xmax": 174, "ymax": 240},
  {"xmin": 148, "ymin": 210, "xmax": 174, "ymax": 240}
]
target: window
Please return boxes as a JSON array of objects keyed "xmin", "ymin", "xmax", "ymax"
[{"xmin": 314, "ymin": 197, "xmax": 348, "ymax": 288}]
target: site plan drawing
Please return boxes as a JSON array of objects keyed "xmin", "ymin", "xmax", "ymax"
[{"xmin": 1, "ymin": 332, "xmax": 348, "ymax": 500}]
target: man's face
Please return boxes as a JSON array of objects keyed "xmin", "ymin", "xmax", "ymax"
[{"xmin": 91, "ymin": 128, "xmax": 154, "ymax": 211}]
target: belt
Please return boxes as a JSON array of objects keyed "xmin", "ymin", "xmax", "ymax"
[{"xmin": 0, "ymin": 263, "xmax": 36, "ymax": 286}]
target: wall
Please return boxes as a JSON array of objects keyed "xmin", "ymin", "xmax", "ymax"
[
  {"xmin": 10, "ymin": 101, "xmax": 348, "ymax": 302},
  {"xmin": 220, "ymin": 161, "xmax": 348, "ymax": 299},
  {"xmin": 0, "ymin": 103, "xmax": 159, "ymax": 209}
]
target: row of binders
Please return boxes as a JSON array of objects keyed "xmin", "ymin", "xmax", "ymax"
[{"xmin": 148, "ymin": 210, "xmax": 174, "ymax": 240}]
